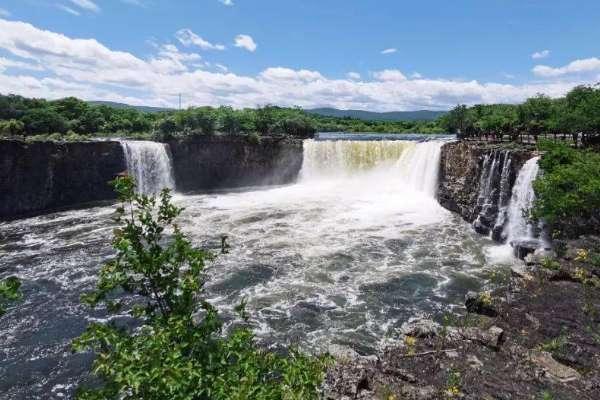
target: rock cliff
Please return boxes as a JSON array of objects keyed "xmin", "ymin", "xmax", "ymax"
[
  {"xmin": 167, "ymin": 135, "xmax": 303, "ymax": 192},
  {"xmin": 437, "ymin": 141, "xmax": 535, "ymax": 240},
  {"xmin": 0, "ymin": 136, "xmax": 304, "ymax": 220},
  {"xmin": 0, "ymin": 140, "xmax": 126, "ymax": 220}
]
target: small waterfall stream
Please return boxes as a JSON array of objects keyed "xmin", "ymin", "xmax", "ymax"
[
  {"xmin": 120, "ymin": 140, "xmax": 176, "ymax": 195},
  {"xmin": 472, "ymin": 150, "xmax": 514, "ymax": 237},
  {"xmin": 502, "ymin": 156, "xmax": 541, "ymax": 245}
]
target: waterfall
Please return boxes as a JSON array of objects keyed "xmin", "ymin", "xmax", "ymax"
[
  {"xmin": 502, "ymin": 156, "xmax": 540, "ymax": 244},
  {"xmin": 472, "ymin": 150, "xmax": 514, "ymax": 236},
  {"xmin": 300, "ymin": 139, "xmax": 443, "ymax": 197},
  {"xmin": 120, "ymin": 140, "xmax": 176, "ymax": 195}
]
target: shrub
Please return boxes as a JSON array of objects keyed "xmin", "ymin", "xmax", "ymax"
[
  {"xmin": 73, "ymin": 176, "xmax": 329, "ymax": 399},
  {"xmin": 247, "ymin": 131, "xmax": 261, "ymax": 145},
  {"xmin": 532, "ymin": 140, "xmax": 600, "ymax": 237}
]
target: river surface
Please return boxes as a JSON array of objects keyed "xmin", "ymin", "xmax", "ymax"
[{"xmin": 0, "ymin": 134, "xmax": 512, "ymax": 399}]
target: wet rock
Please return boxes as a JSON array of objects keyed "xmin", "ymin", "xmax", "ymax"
[
  {"xmin": 328, "ymin": 344, "xmax": 360, "ymax": 361},
  {"xmin": 465, "ymin": 291, "xmax": 498, "ymax": 317},
  {"xmin": 399, "ymin": 318, "xmax": 440, "ymax": 338},
  {"xmin": 459, "ymin": 326, "xmax": 504, "ymax": 350},
  {"xmin": 529, "ymin": 351, "xmax": 581, "ymax": 383},
  {"xmin": 524, "ymin": 247, "xmax": 555, "ymax": 266},
  {"xmin": 473, "ymin": 219, "xmax": 491, "ymax": 235},
  {"xmin": 511, "ymin": 239, "xmax": 540, "ymax": 260}
]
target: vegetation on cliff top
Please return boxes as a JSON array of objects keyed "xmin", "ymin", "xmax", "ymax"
[
  {"xmin": 441, "ymin": 84, "xmax": 600, "ymax": 146},
  {"xmin": 0, "ymin": 94, "xmax": 444, "ymax": 140},
  {"xmin": 72, "ymin": 176, "xmax": 330, "ymax": 399}
]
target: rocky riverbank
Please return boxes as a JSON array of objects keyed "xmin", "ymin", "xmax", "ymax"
[{"xmin": 323, "ymin": 236, "xmax": 600, "ymax": 399}]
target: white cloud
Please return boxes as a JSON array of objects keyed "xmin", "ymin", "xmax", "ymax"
[
  {"xmin": 381, "ymin": 48, "xmax": 397, "ymax": 55},
  {"xmin": 215, "ymin": 63, "xmax": 228, "ymax": 72},
  {"xmin": 501, "ymin": 72, "xmax": 515, "ymax": 79},
  {"xmin": 533, "ymin": 57, "xmax": 600, "ymax": 78},
  {"xmin": 120, "ymin": 0, "xmax": 145, "ymax": 6},
  {"xmin": 261, "ymin": 67, "xmax": 323, "ymax": 82},
  {"xmin": 234, "ymin": 34, "xmax": 257, "ymax": 52},
  {"xmin": 531, "ymin": 49, "xmax": 550, "ymax": 60},
  {"xmin": 219, "ymin": 0, "xmax": 234, "ymax": 5},
  {"xmin": 175, "ymin": 29, "xmax": 225, "ymax": 51},
  {"xmin": 68, "ymin": 0, "xmax": 100, "ymax": 13},
  {"xmin": 373, "ymin": 69, "xmax": 407, "ymax": 81},
  {"xmin": 411, "ymin": 72, "xmax": 423, "ymax": 79},
  {"xmin": 57, "ymin": 5, "xmax": 81, "ymax": 16},
  {"xmin": 346, "ymin": 72, "xmax": 361, "ymax": 80},
  {"xmin": 0, "ymin": 18, "xmax": 594, "ymax": 111},
  {"xmin": 0, "ymin": 7, "xmax": 10, "ymax": 17}
]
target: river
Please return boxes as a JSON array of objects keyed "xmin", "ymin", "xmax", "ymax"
[{"xmin": 0, "ymin": 133, "xmax": 513, "ymax": 399}]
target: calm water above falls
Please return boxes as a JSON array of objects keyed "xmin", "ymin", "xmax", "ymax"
[{"xmin": 0, "ymin": 136, "xmax": 510, "ymax": 399}]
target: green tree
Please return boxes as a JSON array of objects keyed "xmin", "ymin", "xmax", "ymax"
[
  {"xmin": 21, "ymin": 108, "xmax": 68, "ymax": 135},
  {"xmin": 254, "ymin": 106, "xmax": 276, "ymax": 135},
  {"xmin": 73, "ymin": 177, "xmax": 329, "ymax": 399}
]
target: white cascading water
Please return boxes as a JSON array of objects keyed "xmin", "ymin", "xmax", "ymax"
[
  {"xmin": 120, "ymin": 140, "xmax": 176, "ymax": 195},
  {"xmin": 502, "ymin": 156, "xmax": 540, "ymax": 244},
  {"xmin": 300, "ymin": 139, "xmax": 443, "ymax": 196},
  {"xmin": 5, "ymin": 136, "xmax": 514, "ymax": 398}
]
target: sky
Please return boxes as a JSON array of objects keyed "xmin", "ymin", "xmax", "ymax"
[{"xmin": 1, "ymin": 0, "xmax": 600, "ymax": 111}]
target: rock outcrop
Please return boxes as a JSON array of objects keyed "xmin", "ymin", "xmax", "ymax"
[
  {"xmin": 0, "ymin": 136, "xmax": 304, "ymax": 220},
  {"xmin": 437, "ymin": 141, "xmax": 534, "ymax": 239},
  {"xmin": 167, "ymin": 135, "xmax": 303, "ymax": 192},
  {"xmin": 0, "ymin": 140, "xmax": 126, "ymax": 220}
]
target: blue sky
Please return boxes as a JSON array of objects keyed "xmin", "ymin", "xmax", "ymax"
[{"xmin": 1, "ymin": 0, "xmax": 599, "ymax": 110}]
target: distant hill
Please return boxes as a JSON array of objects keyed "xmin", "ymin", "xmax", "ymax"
[
  {"xmin": 306, "ymin": 108, "xmax": 446, "ymax": 121},
  {"xmin": 89, "ymin": 101, "xmax": 173, "ymax": 113}
]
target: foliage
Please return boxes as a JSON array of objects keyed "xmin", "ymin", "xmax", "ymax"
[
  {"xmin": 441, "ymin": 84, "xmax": 600, "ymax": 145},
  {"xmin": 0, "ymin": 276, "xmax": 21, "ymax": 316},
  {"xmin": 0, "ymin": 94, "xmax": 448, "ymax": 140},
  {"xmin": 532, "ymin": 140, "xmax": 600, "ymax": 231},
  {"xmin": 73, "ymin": 176, "xmax": 330, "ymax": 399}
]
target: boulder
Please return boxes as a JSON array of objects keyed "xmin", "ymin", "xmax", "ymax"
[
  {"xmin": 465, "ymin": 291, "xmax": 498, "ymax": 317},
  {"xmin": 328, "ymin": 344, "xmax": 360, "ymax": 361},
  {"xmin": 511, "ymin": 239, "xmax": 540, "ymax": 260},
  {"xmin": 459, "ymin": 326, "xmax": 504, "ymax": 350},
  {"xmin": 399, "ymin": 318, "xmax": 440, "ymax": 338},
  {"xmin": 529, "ymin": 351, "xmax": 581, "ymax": 383}
]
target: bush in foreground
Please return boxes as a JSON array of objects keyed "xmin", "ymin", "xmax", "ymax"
[{"xmin": 73, "ymin": 176, "xmax": 329, "ymax": 399}]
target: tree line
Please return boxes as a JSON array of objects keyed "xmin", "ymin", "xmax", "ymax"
[
  {"xmin": 440, "ymin": 84, "xmax": 600, "ymax": 147},
  {"xmin": 0, "ymin": 94, "xmax": 444, "ymax": 140}
]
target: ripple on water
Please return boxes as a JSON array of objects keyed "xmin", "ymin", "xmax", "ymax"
[{"xmin": 0, "ymin": 167, "xmax": 515, "ymax": 397}]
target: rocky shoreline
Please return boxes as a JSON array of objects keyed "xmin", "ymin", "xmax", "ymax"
[{"xmin": 323, "ymin": 236, "xmax": 600, "ymax": 399}]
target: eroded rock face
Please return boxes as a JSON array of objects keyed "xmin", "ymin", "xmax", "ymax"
[
  {"xmin": 0, "ymin": 136, "xmax": 305, "ymax": 220},
  {"xmin": 167, "ymin": 135, "xmax": 303, "ymax": 192},
  {"xmin": 0, "ymin": 140, "xmax": 126, "ymax": 220},
  {"xmin": 437, "ymin": 141, "xmax": 534, "ymax": 240}
]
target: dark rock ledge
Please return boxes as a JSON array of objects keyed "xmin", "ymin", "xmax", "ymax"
[{"xmin": 323, "ymin": 236, "xmax": 600, "ymax": 399}]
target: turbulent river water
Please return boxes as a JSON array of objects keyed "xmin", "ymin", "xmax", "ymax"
[{"xmin": 0, "ymin": 134, "xmax": 515, "ymax": 399}]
